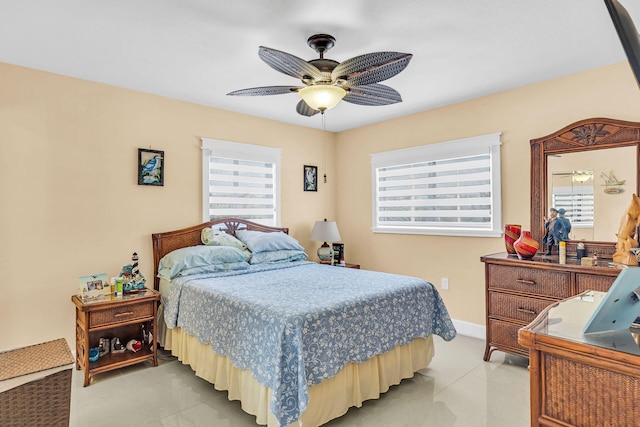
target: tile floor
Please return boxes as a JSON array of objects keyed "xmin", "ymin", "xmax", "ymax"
[{"xmin": 69, "ymin": 335, "xmax": 530, "ymax": 427}]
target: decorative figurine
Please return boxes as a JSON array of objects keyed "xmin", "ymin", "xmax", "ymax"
[
  {"xmin": 119, "ymin": 252, "xmax": 146, "ymax": 292},
  {"xmin": 613, "ymin": 193, "xmax": 640, "ymax": 265},
  {"xmin": 111, "ymin": 337, "xmax": 125, "ymax": 353},
  {"xmin": 141, "ymin": 324, "xmax": 152, "ymax": 348},
  {"xmin": 98, "ymin": 337, "xmax": 110, "ymax": 356},
  {"xmin": 543, "ymin": 208, "xmax": 572, "ymax": 255},
  {"xmin": 554, "ymin": 208, "xmax": 572, "ymax": 243},
  {"xmin": 132, "ymin": 252, "xmax": 140, "ymax": 275},
  {"xmin": 543, "ymin": 208, "xmax": 558, "ymax": 255},
  {"xmin": 126, "ymin": 339, "xmax": 143, "ymax": 353}
]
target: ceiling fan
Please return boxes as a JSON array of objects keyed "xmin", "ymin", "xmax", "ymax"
[{"xmin": 227, "ymin": 34, "xmax": 413, "ymax": 117}]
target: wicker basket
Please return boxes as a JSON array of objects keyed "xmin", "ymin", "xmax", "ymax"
[{"xmin": 0, "ymin": 339, "xmax": 74, "ymax": 427}]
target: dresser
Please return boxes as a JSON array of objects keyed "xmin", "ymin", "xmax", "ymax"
[
  {"xmin": 519, "ymin": 291, "xmax": 640, "ymax": 426},
  {"xmin": 481, "ymin": 252, "xmax": 620, "ymax": 361}
]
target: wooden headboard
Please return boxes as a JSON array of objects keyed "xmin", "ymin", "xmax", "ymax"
[{"xmin": 151, "ymin": 218, "xmax": 289, "ymax": 291}]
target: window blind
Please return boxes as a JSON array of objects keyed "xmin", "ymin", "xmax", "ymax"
[
  {"xmin": 202, "ymin": 139, "xmax": 281, "ymax": 226},
  {"xmin": 552, "ymin": 186, "xmax": 595, "ymax": 227},
  {"xmin": 371, "ymin": 133, "xmax": 502, "ymax": 237}
]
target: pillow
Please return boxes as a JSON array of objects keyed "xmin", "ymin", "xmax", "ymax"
[
  {"xmin": 250, "ymin": 249, "xmax": 308, "ymax": 265},
  {"xmin": 201, "ymin": 228, "xmax": 248, "ymax": 252},
  {"xmin": 158, "ymin": 245, "xmax": 249, "ymax": 280},
  {"xmin": 174, "ymin": 261, "xmax": 250, "ymax": 277},
  {"xmin": 236, "ymin": 230, "xmax": 304, "ymax": 253}
]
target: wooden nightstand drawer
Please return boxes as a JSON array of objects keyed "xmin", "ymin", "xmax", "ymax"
[
  {"xmin": 89, "ymin": 301, "xmax": 154, "ymax": 328},
  {"xmin": 487, "ymin": 264, "xmax": 570, "ymax": 298}
]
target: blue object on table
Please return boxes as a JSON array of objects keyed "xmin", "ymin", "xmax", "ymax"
[{"xmin": 583, "ymin": 268, "xmax": 640, "ymax": 335}]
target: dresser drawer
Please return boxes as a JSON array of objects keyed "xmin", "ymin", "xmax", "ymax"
[
  {"xmin": 575, "ymin": 273, "xmax": 617, "ymax": 294},
  {"xmin": 89, "ymin": 301, "xmax": 154, "ymax": 328},
  {"xmin": 488, "ymin": 319, "xmax": 528, "ymax": 356},
  {"xmin": 487, "ymin": 264, "xmax": 570, "ymax": 298},
  {"xmin": 488, "ymin": 292, "xmax": 554, "ymax": 324}
]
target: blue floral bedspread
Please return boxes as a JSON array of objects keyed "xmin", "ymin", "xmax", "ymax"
[{"xmin": 164, "ymin": 261, "xmax": 456, "ymax": 426}]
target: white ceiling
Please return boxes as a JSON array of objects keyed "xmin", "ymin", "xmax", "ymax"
[{"xmin": 0, "ymin": 0, "xmax": 637, "ymax": 132}]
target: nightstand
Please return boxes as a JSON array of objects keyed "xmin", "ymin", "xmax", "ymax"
[{"xmin": 71, "ymin": 288, "xmax": 160, "ymax": 386}]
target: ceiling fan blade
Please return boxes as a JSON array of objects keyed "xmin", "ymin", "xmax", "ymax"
[
  {"xmin": 227, "ymin": 86, "xmax": 302, "ymax": 96},
  {"xmin": 343, "ymin": 84, "xmax": 403, "ymax": 106},
  {"xmin": 259, "ymin": 47, "xmax": 323, "ymax": 81},
  {"xmin": 296, "ymin": 100, "xmax": 320, "ymax": 116},
  {"xmin": 332, "ymin": 52, "xmax": 413, "ymax": 87}
]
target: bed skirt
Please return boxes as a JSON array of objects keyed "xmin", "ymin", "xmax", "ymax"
[{"xmin": 161, "ymin": 324, "xmax": 434, "ymax": 426}]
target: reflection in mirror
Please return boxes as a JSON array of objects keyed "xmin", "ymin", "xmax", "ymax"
[
  {"xmin": 550, "ymin": 169, "xmax": 594, "ymax": 240},
  {"xmin": 547, "ymin": 146, "xmax": 636, "ymax": 242}
]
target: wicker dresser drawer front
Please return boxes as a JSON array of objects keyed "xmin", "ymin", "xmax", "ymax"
[
  {"xmin": 575, "ymin": 273, "xmax": 617, "ymax": 294},
  {"xmin": 488, "ymin": 319, "xmax": 527, "ymax": 355},
  {"xmin": 488, "ymin": 264, "xmax": 570, "ymax": 298},
  {"xmin": 489, "ymin": 292, "xmax": 553, "ymax": 323},
  {"xmin": 89, "ymin": 302, "xmax": 153, "ymax": 328}
]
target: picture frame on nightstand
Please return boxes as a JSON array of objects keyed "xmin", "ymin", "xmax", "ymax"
[
  {"xmin": 78, "ymin": 273, "xmax": 110, "ymax": 300},
  {"xmin": 332, "ymin": 243, "xmax": 345, "ymax": 265}
]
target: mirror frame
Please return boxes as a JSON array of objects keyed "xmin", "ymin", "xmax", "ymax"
[{"xmin": 530, "ymin": 117, "xmax": 640, "ymax": 259}]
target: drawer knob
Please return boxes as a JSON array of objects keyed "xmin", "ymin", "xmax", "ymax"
[
  {"xmin": 516, "ymin": 279, "xmax": 536, "ymax": 285},
  {"xmin": 517, "ymin": 308, "xmax": 537, "ymax": 315},
  {"xmin": 114, "ymin": 311, "xmax": 134, "ymax": 317}
]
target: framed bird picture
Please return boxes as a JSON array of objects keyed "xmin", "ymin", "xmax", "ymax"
[{"xmin": 138, "ymin": 148, "xmax": 164, "ymax": 186}]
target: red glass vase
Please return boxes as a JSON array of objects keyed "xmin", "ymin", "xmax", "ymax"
[
  {"xmin": 513, "ymin": 231, "xmax": 539, "ymax": 260},
  {"xmin": 504, "ymin": 224, "xmax": 522, "ymax": 255}
]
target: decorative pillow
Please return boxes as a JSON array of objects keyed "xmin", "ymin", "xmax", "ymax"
[
  {"xmin": 250, "ymin": 250, "xmax": 308, "ymax": 265},
  {"xmin": 158, "ymin": 245, "xmax": 250, "ymax": 280},
  {"xmin": 201, "ymin": 228, "xmax": 248, "ymax": 251},
  {"xmin": 236, "ymin": 230, "xmax": 304, "ymax": 253},
  {"xmin": 174, "ymin": 261, "xmax": 250, "ymax": 277}
]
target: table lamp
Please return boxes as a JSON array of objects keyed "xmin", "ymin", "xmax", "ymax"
[{"xmin": 310, "ymin": 219, "xmax": 342, "ymax": 264}]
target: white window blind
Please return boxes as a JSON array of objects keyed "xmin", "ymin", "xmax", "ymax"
[
  {"xmin": 371, "ymin": 133, "xmax": 502, "ymax": 237},
  {"xmin": 201, "ymin": 138, "xmax": 281, "ymax": 226},
  {"xmin": 552, "ymin": 186, "xmax": 594, "ymax": 228}
]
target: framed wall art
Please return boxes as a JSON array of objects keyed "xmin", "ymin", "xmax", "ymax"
[
  {"xmin": 304, "ymin": 165, "xmax": 318, "ymax": 192},
  {"xmin": 138, "ymin": 148, "xmax": 164, "ymax": 186}
]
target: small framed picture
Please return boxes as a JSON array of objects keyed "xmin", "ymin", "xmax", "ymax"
[
  {"xmin": 304, "ymin": 165, "xmax": 318, "ymax": 192},
  {"xmin": 138, "ymin": 148, "xmax": 164, "ymax": 186},
  {"xmin": 78, "ymin": 273, "xmax": 110, "ymax": 300}
]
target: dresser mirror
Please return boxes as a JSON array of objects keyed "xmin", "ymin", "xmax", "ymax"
[
  {"xmin": 530, "ymin": 118, "xmax": 640, "ymax": 258},
  {"xmin": 548, "ymin": 146, "xmax": 636, "ymax": 241}
]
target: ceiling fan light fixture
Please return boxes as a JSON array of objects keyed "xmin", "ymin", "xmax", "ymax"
[
  {"xmin": 572, "ymin": 170, "xmax": 593, "ymax": 183},
  {"xmin": 298, "ymin": 85, "xmax": 346, "ymax": 112}
]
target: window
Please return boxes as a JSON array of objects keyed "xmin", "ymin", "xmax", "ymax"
[
  {"xmin": 371, "ymin": 133, "xmax": 502, "ymax": 237},
  {"xmin": 551, "ymin": 170, "xmax": 594, "ymax": 228},
  {"xmin": 201, "ymin": 138, "xmax": 281, "ymax": 226}
]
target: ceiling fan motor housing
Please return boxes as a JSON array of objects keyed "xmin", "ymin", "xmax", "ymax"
[{"xmin": 307, "ymin": 34, "xmax": 336, "ymax": 57}]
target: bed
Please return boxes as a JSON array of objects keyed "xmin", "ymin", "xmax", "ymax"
[{"xmin": 152, "ymin": 218, "xmax": 456, "ymax": 426}]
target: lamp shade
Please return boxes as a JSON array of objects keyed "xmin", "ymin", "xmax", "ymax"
[
  {"xmin": 298, "ymin": 85, "xmax": 346, "ymax": 112},
  {"xmin": 310, "ymin": 220, "xmax": 342, "ymax": 243}
]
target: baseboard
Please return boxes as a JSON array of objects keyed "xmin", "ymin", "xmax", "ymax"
[{"xmin": 451, "ymin": 318, "xmax": 485, "ymax": 340}]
